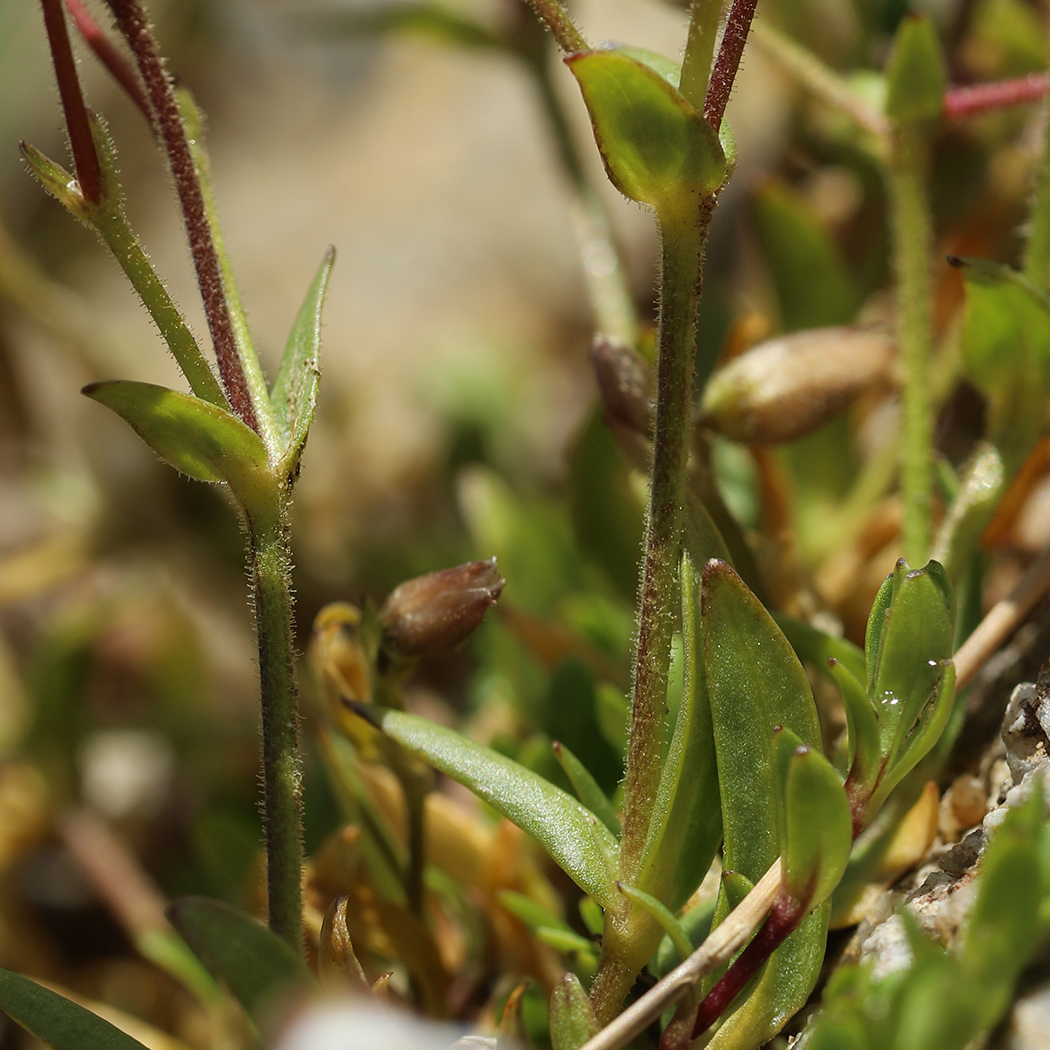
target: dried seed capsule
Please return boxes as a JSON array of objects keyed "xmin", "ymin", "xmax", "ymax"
[
  {"xmin": 380, "ymin": 558, "xmax": 505, "ymax": 658},
  {"xmin": 590, "ymin": 334, "xmax": 654, "ymax": 435},
  {"xmin": 700, "ymin": 327, "xmax": 895, "ymax": 444}
]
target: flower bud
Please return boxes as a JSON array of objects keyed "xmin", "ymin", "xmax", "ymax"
[
  {"xmin": 380, "ymin": 559, "xmax": 504, "ymax": 658},
  {"xmin": 590, "ymin": 335, "xmax": 654, "ymax": 435},
  {"xmin": 700, "ymin": 327, "xmax": 894, "ymax": 444}
]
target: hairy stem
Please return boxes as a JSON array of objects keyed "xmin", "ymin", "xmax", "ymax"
[
  {"xmin": 251, "ymin": 511, "xmax": 305, "ymax": 952},
  {"xmin": 40, "ymin": 0, "xmax": 101, "ymax": 203},
  {"xmin": 679, "ymin": 0, "xmax": 722, "ymax": 110},
  {"xmin": 520, "ymin": 0, "xmax": 587, "ymax": 53},
  {"xmin": 106, "ymin": 0, "xmax": 257, "ymax": 430},
  {"xmin": 703, "ymin": 0, "xmax": 758, "ymax": 130},
  {"xmin": 888, "ymin": 127, "xmax": 935, "ymax": 566},
  {"xmin": 1023, "ymin": 105, "xmax": 1050, "ymax": 288}
]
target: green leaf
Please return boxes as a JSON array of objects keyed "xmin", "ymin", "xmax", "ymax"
[
  {"xmin": 565, "ymin": 48, "xmax": 725, "ymax": 220},
  {"xmin": 635, "ymin": 552, "xmax": 721, "ymax": 912},
  {"xmin": 775, "ymin": 614, "xmax": 866, "ymax": 685},
  {"xmin": 0, "ymin": 971, "xmax": 148, "ymax": 1050},
  {"xmin": 550, "ymin": 973, "xmax": 600, "ymax": 1050},
  {"xmin": 701, "ymin": 560, "xmax": 827, "ymax": 1050},
  {"xmin": 366, "ymin": 707, "xmax": 619, "ymax": 905},
  {"xmin": 884, "ymin": 15, "xmax": 946, "ymax": 125},
  {"xmin": 552, "ymin": 740, "xmax": 620, "ymax": 836},
  {"xmin": 752, "ymin": 180, "xmax": 858, "ymax": 331},
  {"xmin": 616, "ymin": 882, "xmax": 693, "ymax": 964},
  {"xmin": 654, "ymin": 894, "xmax": 716, "ymax": 977},
  {"xmin": 827, "ymin": 657, "xmax": 880, "ymax": 792},
  {"xmin": 83, "ymin": 382, "xmax": 276, "ymax": 519},
  {"xmin": 497, "ymin": 891, "xmax": 575, "ymax": 938},
  {"xmin": 270, "ymin": 248, "xmax": 335, "ymax": 468},
  {"xmin": 720, "ymin": 870, "xmax": 754, "ymax": 911},
  {"xmin": 166, "ymin": 897, "xmax": 312, "ymax": 1029},
  {"xmin": 954, "ymin": 256, "xmax": 1050, "ymax": 468},
  {"xmin": 773, "ymin": 727, "xmax": 852, "ymax": 908}
]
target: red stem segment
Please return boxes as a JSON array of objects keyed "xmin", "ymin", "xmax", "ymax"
[
  {"xmin": 703, "ymin": 0, "xmax": 759, "ymax": 130},
  {"xmin": 944, "ymin": 73, "xmax": 1050, "ymax": 119},
  {"xmin": 40, "ymin": 0, "xmax": 101, "ymax": 204},
  {"xmin": 688, "ymin": 896, "xmax": 802, "ymax": 1040},
  {"xmin": 66, "ymin": 0, "xmax": 151, "ymax": 122},
  {"xmin": 106, "ymin": 0, "xmax": 258, "ymax": 431}
]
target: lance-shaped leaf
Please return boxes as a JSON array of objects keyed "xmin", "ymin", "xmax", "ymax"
[
  {"xmin": 359, "ymin": 707, "xmax": 619, "ymax": 906},
  {"xmin": 550, "ymin": 973, "xmax": 600, "ymax": 1050},
  {"xmin": 772, "ymin": 727, "xmax": 852, "ymax": 909},
  {"xmin": 83, "ymin": 381, "xmax": 277, "ymax": 519},
  {"xmin": 953, "ymin": 256, "xmax": 1050, "ymax": 470},
  {"xmin": 776, "ymin": 614, "xmax": 866, "ymax": 685},
  {"xmin": 700, "ymin": 560, "xmax": 828, "ymax": 1049},
  {"xmin": 884, "ymin": 15, "xmax": 946, "ymax": 125},
  {"xmin": 565, "ymin": 47, "xmax": 725, "ymax": 221},
  {"xmin": 552, "ymin": 740, "xmax": 620, "ymax": 836},
  {"xmin": 0, "ymin": 970, "xmax": 148, "ymax": 1050},
  {"xmin": 271, "ymin": 248, "xmax": 334, "ymax": 470},
  {"xmin": 827, "ymin": 658, "xmax": 880, "ymax": 796},
  {"xmin": 167, "ymin": 898, "xmax": 312, "ymax": 1029},
  {"xmin": 634, "ymin": 552, "xmax": 721, "ymax": 913}
]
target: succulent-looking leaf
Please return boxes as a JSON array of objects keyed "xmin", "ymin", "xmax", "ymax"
[
  {"xmin": 271, "ymin": 248, "xmax": 335, "ymax": 468},
  {"xmin": 552, "ymin": 740, "xmax": 620, "ymax": 836},
  {"xmin": 701, "ymin": 560, "xmax": 827, "ymax": 1048},
  {"xmin": 0, "ymin": 970, "xmax": 148, "ymax": 1050},
  {"xmin": 550, "ymin": 973, "xmax": 600, "ymax": 1050},
  {"xmin": 932, "ymin": 443, "xmax": 1004, "ymax": 583},
  {"xmin": 654, "ymin": 894, "xmax": 717, "ymax": 978},
  {"xmin": 365, "ymin": 707, "xmax": 619, "ymax": 906},
  {"xmin": 566, "ymin": 48, "xmax": 725, "ymax": 220},
  {"xmin": 775, "ymin": 614, "xmax": 866, "ymax": 685},
  {"xmin": 720, "ymin": 870, "xmax": 754, "ymax": 911},
  {"xmin": 635, "ymin": 552, "xmax": 721, "ymax": 912},
  {"xmin": 83, "ymin": 382, "xmax": 276, "ymax": 519},
  {"xmin": 772, "ymin": 728, "xmax": 852, "ymax": 908},
  {"xmin": 884, "ymin": 15, "xmax": 946, "ymax": 125},
  {"xmin": 166, "ymin": 897, "xmax": 312, "ymax": 1029},
  {"xmin": 827, "ymin": 658, "xmax": 880, "ymax": 791}
]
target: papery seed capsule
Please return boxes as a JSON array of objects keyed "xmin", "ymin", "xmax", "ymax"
[
  {"xmin": 590, "ymin": 334, "xmax": 654, "ymax": 435},
  {"xmin": 380, "ymin": 558, "xmax": 505, "ymax": 658},
  {"xmin": 700, "ymin": 327, "xmax": 895, "ymax": 444}
]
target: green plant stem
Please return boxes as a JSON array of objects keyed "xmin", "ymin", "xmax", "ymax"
[
  {"xmin": 520, "ymin": 0, "xmax": 586, "ymax": 53},
  {"xmin": 251, "ymin": 510, "xmax": 305, "ymax": 952},
  {"xmin": 592, "ymin": 206, "xmax": 712, "ymax": 1025},
  {"xmin": 679, "ymin": 0, "xmax": 721, "ymax": 110},
  {"xmin": 1023, "ymin": 108, "xmax": 1050, "ymax": 288},
  {"xmin": 92, "ymin": 207, "xmax": 229, "ymax": 409},
  {"xmin": 888, "ymin": 127, "xmax": 935, "ymax": 566}
]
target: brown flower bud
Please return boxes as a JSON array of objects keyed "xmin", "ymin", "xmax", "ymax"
[
  {"xmin": 380, "ymin": 558, "xmax": 505, "ymax": 658},
  {"xmin": 700, "ymin": 327, "xmax": 895, "ymax": 444},
  {"xmin": 590, "ymin": 334, "xmax": 654, "ymax": 435}
]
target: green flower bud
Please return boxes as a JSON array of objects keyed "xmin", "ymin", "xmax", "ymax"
[
  {"xmin": 700, "ymin": 327, "xmax": 894, "ymax": 445},
  {"xmin": 380, "ymin": 559, "xmax": 504, "ymax": 658}
]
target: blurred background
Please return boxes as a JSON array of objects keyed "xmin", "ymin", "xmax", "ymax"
[{"xmin": 1, "ymin": 0, "xmax": 1049, "ymax": 1044}]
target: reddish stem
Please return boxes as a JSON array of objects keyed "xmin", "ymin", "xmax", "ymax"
[
  {"xmin": 40, "ymin": 0, "xmax": 101, "ymax": 204},
  {"xmin": 943, "ymin": 73, "xmax": 1050, "ymax": 120},
  {"xmin": 703, "ymin": 0, "xmax": 759, "ymax": 131},
  {"xmin": 106, "ymin": 0, "xmax": 257, "ymax": 430},
  {"xmin": 688, "ymin": 895, "xmax": 802, "ymax": 1040},
  {"xmin": 66, "ymin": 0, "xmax": 151, "ymax": 123}
]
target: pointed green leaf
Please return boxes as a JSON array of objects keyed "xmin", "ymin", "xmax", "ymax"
[
  {"xmin": 616, "ymin": 882, "xmax": 693, "ymax": 964},
  {"xmin": 867, "ymin": 561, "xmax": 955, "ymax": 759},
  {"xmin": 702, "ymin": 559, "xmax": 821, "ymax": 880},
  {"xmin": 721, "ymin": 870, "xmax": 754, "ymax": 911},
  {"xmin": 497, "ymin": 891, "xmax": 575, "ymax": 939},
  {"xmin": 366, "ymin": 707, "xmax": 619, "ymax": 905},
  {"xmin": 635, "ymin": 552, "xmax": 721, "ymax": 912},
  {"xmin": 271, "ymin": 248, "xmax": 335, "ymax": 468},
  {"xmin": 0, "ymin": 971, "xmax": 148, "ymax": 1050},
  {"xmin": 654, "ymin": 894, "xmax": 716, "ymax": 977},
  {"xmin": 773, "ymin": 728, "xmax": 852, "ymax": 908},
  {"xmin": 552, "ymin": 740, "xmax": 620, "ymax": 836},
  {"xmin": 828, "ymin": 657, "xmax": 880, "ymax": 790},
  {"xmin": 166, "ymin": 897, "xmax": 312, "ymax": 1029},
  {"xmin": 565, "ymin": 48, "xmax": 725, "ymax": 220},
  {"xmin": 932, "ymin": 443, "xmax": 1004, "ymax": 584},
  {"xmin": 83, "ymin": 382, "xmax": 276, "ymax": 518},
  {"xmin": 884, "ymin": 15, "xmax": 946, "ymax": 125},
  {"xmin": 776, "ymin": 614, "xmax": 866, "ymax": 685},
  {"xmin": 550, "ymin": 973, "xmax": 600, "ymax": 1050}
]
